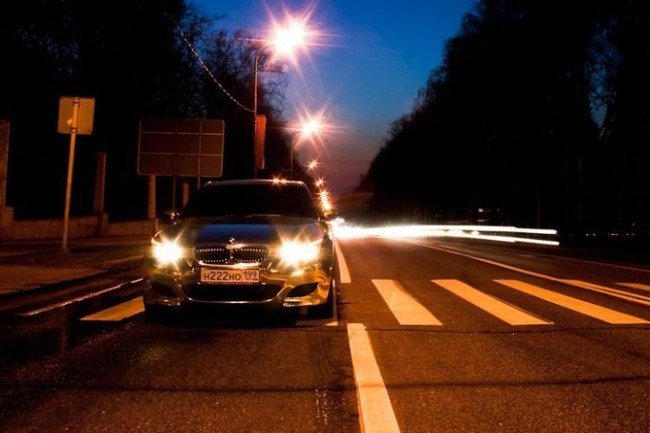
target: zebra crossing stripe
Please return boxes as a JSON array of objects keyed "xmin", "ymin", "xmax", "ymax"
[
  {"xmin": 433, "ymin": 279, "xmax": 550, "ymax": 325},
  {"xmin": 616, "ymin": 283, "xmax": 650, "ymax": 293},
  {"xmin": 372, "ymin": 279, "xmax": 442, "ymax": 326},
  {"xmin": 561, "ymin": 280, "xmax": 650, "ymax": 306},
  {"xmin": 407, "ymin": 240, "xmax": 650, "ymax": 307},
  {"xmin": 80, "ymin": 297, "xmax": 144, "ymax": 322},
  {"xmin": 495, "ymin": 280, "xmax": 648, "ymax": 325}
]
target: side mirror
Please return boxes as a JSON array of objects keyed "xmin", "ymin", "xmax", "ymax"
[{"xmin": 157, "ymin": 210, "xmax": 179, "ymax": 226}]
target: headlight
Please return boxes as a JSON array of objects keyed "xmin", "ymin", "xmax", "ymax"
[
  {"xmin": 279, "ymin": 240, "xmax": 321, "ymax": 267},
  {"xmin": 152, "ymin": 239, "xmax": 185, "ymax": 265}
]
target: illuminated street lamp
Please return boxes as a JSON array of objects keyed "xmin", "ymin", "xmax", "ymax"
[
  {"xmin": 319, "ymin": 189, "xmax": 333, "ymax": 213},
  {"xmin": 254, "ymin": 14, "xmax": 312, "ymax": 176},
  {"xmin": 290, "ymin": 116, "xmax": 322, "ymax": 179},
  {"xmin": 315, "ymin": 177, "xmax": 325, "ymax": 188},
  {"xmin": 321, "ymin": 199, "xmax": 333, "ymax": 213},
  {"xmin": 300, "ymin": 118, "xmax": 322, "ymax": 138},
  {"xmin": 270, "ymin": 20, "xmax": 309, "ymax": 59},
  {"xmin": 307, "ymin": 159, "xmax": 319, "ymax": 171}
]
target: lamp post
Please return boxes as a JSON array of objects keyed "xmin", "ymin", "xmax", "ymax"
[
  {"xmin": 253, "ymin": 50, "xmax": 262, "ymax": 177},
  {"xmin": 253, "ymin": 16, "xmax": 310, "ymax": 177}
]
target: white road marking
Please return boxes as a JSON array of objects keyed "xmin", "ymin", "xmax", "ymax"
[
  {"xmin": 334, "ymin": 241, "xmax": 351, "ymax": 284},
  {"xmin": 407, "ymin": 240, "xmax": 650, "ymax": 307},
  {"xmin": 617, "ymin": 283, "xmax": 650, "ymax": 293},
  {"xmin": 496, "ymin": 280, "xmax": 648, "ymax": 325},
  {"xmin": 17, "ymin": 278, "xmax": 145, "ymax": 317},
  {"xmin": 347, "ymin": 323, "xmax": 401, "ymax": 433},
  {"xmin": 431, "ymin": 242, "xmax": 650, "ymax": 274},
  {"xmin": 371, "ymin": 279, "xmax": 442, "ymax": 326},
  {"xmin": 433, "ymin": 279, "xmax": 550, "ymax": 325},
  {"xmin": 80, "ymin": 296, "xmax": 144, "ymax": 322},
  {"xmin": 561, "ymin": 280, "xmax": 650, "ymax": 306},
  {"xmin": 327, "ymin": 279, "xmax": 339, "ymax": 326},
  {"xmin": 540, "ymin": 256, "xmax": 650, "ymax": 274}
]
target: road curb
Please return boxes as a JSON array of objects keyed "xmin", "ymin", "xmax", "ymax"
[
  {"xmin": 101, "ymin": 255, "xmax": 144, "ymax": 272},
  {"xmin": 0, "ymin": 271, "xmax": 109, "ymax": 301},
  {"xmin": 0, "ymin": 256, "xmax": 144, "ymax": 302}
]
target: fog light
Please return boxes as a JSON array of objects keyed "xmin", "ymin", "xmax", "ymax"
[{"xmin": 288, "ymin": 283, "xmax": 319, "ymax": 297}]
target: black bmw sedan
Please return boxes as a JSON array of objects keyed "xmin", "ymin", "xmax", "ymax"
[{"xmin": 144, "ymin": 179, "xmax": 335, "ymax": 321}]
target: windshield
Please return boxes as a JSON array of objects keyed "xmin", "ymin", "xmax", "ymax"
[{"xmin": 181, "ymin": 183, "xmax": 319, "ymax": 219}]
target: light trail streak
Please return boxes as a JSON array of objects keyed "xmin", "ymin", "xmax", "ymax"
[{"xmin": 330, "ymin": 222, "xmax": 559, "ymax": 246}]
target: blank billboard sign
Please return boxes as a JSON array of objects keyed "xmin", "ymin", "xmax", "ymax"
[{"xmin": 138, "ymin": 118, "xmax": 225, "ymax": 178}]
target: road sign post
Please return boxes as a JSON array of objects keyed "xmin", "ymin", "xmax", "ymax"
[
  {"xmin": 148, "ymin": 175, "xmax": 156, "ymax": 220},
  {"xmin": 0, "ymin": 120, "xmax": 13, "ymax": 238},
  {"xmin": 0, "ymin": 121, "xmax": 9, "ymax": 209},
  {"xmin": 58, "ymin": 97, "xmax": 95, "ymax": 254},
  {"xmin": 93, "ymin": 151, "xmax": 107, "ymax": 214},
  {"xmin": 62, "ymin": 98, "xmax": 79, "ymax": 254},
  {"xmin": 182, "ymin": 180, "xmax": 190, "ymax": 206}
]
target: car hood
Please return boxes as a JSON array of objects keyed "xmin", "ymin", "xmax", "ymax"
[{"xmin": 169, "ymin": 215, "xmax": 324, "ymax": 246}]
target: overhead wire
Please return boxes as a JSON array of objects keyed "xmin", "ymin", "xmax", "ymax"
[{"xmin": 174, "ymin": 23, "xmax": 254, "ymax": 113}]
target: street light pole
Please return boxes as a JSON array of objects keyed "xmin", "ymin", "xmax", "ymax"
[
  {"xmin": 253, "ymin": 50, "xmax": 260, "ymax": 178},
  {"xmin": 290, "ymin": 139, "xmax": 294, "ymax": 180},
  {"xmin": 251, "ymin": 16, "xmax": 311, "ymax": 179},
  {"xmin": 253, "ymin": 52, "xmax": 259, "ymax": 117}
]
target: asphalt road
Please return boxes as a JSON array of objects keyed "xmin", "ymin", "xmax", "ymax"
[{"xmin": 1, "ymin": 237, "xmax": 649, "ymax": 432}]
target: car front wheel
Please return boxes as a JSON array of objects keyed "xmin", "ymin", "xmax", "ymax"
[{"xmin": 144, "ymin": 302, "xmax": 178, "ymax": 324}]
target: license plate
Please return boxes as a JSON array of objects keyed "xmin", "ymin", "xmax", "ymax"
[{"xmin": 200, "ymin": 268, "xmax": 260, "ymax": 284}]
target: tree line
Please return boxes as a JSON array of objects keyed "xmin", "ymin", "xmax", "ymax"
[
  {"xmin": 361, "ymin": 0, "xmax": 650, "ymax": 240},
  {"xmin": 1, "ymin": 0, "xmax": 302, "ymax": 219}
]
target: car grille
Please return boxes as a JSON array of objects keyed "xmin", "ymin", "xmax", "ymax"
[
  {"xmin": 185, "ymin": 284, "xmax": 282, "ymax": 302},
  {"xmin": 194, "ymin": 247, "xmax": 229, "ymax": 264},
  {"xmin": 233, "ymin": 247, "xmax": 269, "ymax": 263},
  {"xmin": 194, "ymin": 246, "xmax": 269, "ymax": 264}
]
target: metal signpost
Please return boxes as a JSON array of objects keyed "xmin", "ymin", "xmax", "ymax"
[
  {"xmin": 58, "ymin": 97, "xmax": 95, "ymax": 254},
  {"xmin": 137, "ymin": 118, "xmax": 225, "ymax": 210}
]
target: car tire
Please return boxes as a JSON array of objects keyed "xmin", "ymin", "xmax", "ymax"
[
  {"xmin": 144, "ymin": 303, "xmax": 177, "ymax": 324},
  {"xmin": 278, "ymin": 307, "xmax": 300, "ymax": 326}
]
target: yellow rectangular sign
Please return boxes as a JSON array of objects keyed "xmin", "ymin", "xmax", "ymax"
[{"xmin": 58, "ymin": 97, "xmax": 95, "ymax": 135}]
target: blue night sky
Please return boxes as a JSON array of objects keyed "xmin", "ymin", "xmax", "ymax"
[{"xmin": 193, "ymin": 0, "xmax": 476, "ymax": 193}]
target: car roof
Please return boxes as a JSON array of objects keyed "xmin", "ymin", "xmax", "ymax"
[{"xmin": 203, "ymin": 179, "xmax": 307, "ymax": 188}]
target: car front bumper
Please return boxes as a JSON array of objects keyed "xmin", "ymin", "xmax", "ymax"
[{"xmin": 144, "ymin": 261, "xmax": 332, "ymax": 313}]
